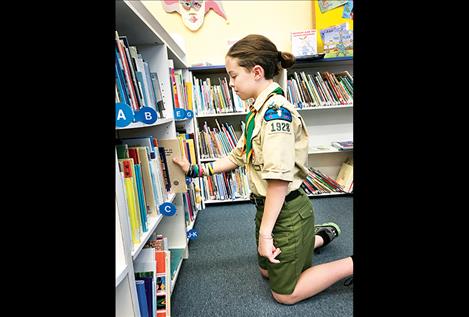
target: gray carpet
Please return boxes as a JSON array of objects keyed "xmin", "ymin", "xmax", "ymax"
[{"xmin": 171, "ymin": 196, "xmax": 353, "ymax": 317}]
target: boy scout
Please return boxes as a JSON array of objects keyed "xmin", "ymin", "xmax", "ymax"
[{"xmin": 174, "ymin": 34, "xmax": 353, "ymax": 305}]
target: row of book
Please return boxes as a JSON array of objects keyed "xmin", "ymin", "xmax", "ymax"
[
  {"xmin": 117, "ymin": 134, "xmax": 203, "ymax": 245},
  {"xmin": 287, "ymin": 70, "xmax": 353, "ymax": 108},
  {"xmin": 301, "ymin": 167, "xmax": 346, "ymax": 195},
  {"xmin": 117, "ymin": 136, "xmax": 170, "ymax": 245},
  {"xmin": 192, "ymin": 75, "xmax": 248, "ymax": 115},
  {"xmin": 200, "ymin": 165, "xmax": 250, "ymax": 201},
  {"xmin": 169, "ymin": 64, "xmax": 193, "ymax": 112},
  {"xmin": 115, "ymin": 31, "xmax": 165, "ymax": 118},
  {"xmin": 134, "ymin": 234, "xmax": 171, "ymax": 317},
  {"xmin": 198, "ymin": 120, "xmax": 241, "ymax": 159}
]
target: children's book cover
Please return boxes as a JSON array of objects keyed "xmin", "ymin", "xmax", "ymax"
[
  {"xmin": 320, "ymin": 23, "xmax": 353, "ymax": 58},
  {"xmin": 291, "ymin": 30, "xmax": 318, "ymax": 57}
]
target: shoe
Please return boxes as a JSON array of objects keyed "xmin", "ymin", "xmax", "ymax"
[{"xmin": 314, "ymin": 222, "xmax": 341, "ymax": 252}]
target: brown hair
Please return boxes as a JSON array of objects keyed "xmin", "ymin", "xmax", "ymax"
[{"xmin": 226, "ymin": 34, "xmax": 295, "ymax": 79}]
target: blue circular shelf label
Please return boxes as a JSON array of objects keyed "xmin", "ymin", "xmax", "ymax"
[
  {"xmin": 159, "ymin": 202, "xmax": 176, "ymax": 217},
  {"xmin": 187, "ymin": 229, "xmax": 198, "ymax": 241},
  {"xmin": 116, "ymin": 103, "xmax": 134, "ymax": 127},
  {"xmin": 134, "ymin": 107, "xmax": 158, "ymax": 125},
  {"xmin": 185, "ymin": 110, "xmax": 193, "ymax": 119},
  {"xmin": 174, "ymin": 108, "xmax": 187, "ymax": 120}
]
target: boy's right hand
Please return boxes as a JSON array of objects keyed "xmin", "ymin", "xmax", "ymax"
[{"xmin": 173, "ymin": 157, "xmax": 190, "ymax": 175}]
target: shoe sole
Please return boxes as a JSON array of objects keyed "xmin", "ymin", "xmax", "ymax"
[{"xmin": 314, "ymin": 222, "xmax": 341, "ymax": 236}]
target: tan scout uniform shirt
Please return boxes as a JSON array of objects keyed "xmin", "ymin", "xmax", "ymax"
[{"xmin": 228, "ymin": 82, "xmax": 309, "ymax": 197}]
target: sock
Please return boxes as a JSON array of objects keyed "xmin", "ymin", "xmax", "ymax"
[{"xmin": 316, "ymin": 230, "xmax": 331, "ymax": 246}]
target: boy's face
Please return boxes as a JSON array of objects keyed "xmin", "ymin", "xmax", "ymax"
[{"xmin": 225, "ymin": 56, "xmax": 257, "ymax": 101}]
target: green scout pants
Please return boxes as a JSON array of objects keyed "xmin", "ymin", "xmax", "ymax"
[{"xmin": 255, "ymin": 188, "xmax": 315, "ymax": 295}]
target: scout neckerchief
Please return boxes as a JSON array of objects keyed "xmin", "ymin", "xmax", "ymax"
[{"xmin": 244, "ymin": 86, "xmax": 284, "ymax": 163}]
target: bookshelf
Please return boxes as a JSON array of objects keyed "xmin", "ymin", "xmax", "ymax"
[
  {"xmin": 287, "ymin": 57, "xmax": 353, "ymax": 195},
  {"xmin": 115, "ymin": 2, "xmax": 200, "ymax": 316},
  {"xmin": 187, "ymin": 56, "xmax": 353, "ymax": 201}
]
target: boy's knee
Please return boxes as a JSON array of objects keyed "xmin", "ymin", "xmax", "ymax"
[{"xmin": 271, "ymin": 291, "xmax": 299, "ymax": 305}]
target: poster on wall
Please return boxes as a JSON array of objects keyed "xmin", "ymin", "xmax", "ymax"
[
  {"xmin": 342, "ymin": 1, "xmax": 353, "ymax": 19},
  {"xmin": 162, "ymin": 0, "xmax": 227, "ymax": 31},
  {"xmin": 318, "ymin": 0, "xmax": 347, "ymax": 13}
]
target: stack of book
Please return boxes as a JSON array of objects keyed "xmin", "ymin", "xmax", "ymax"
[{"xmin": 301, "ymin": 167, "xmax": 345, "ymax": 195}]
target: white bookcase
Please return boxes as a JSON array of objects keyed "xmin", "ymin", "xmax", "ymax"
[
  {"xmin": 287, "ymin": 57, "xmax": 353, "ymax": 191},
  {"xmin": 115, "ymin": 1, "xmax": 198, "ymax": 316}
]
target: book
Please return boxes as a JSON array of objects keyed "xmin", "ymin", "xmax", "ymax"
[
  {"xmin": 291, "ymin": 30, "xmax": 318, "ymax": 57},
  {"xmin": 158, "ymin": 139, "xmax": 187, "ymax": 193},
  {"xmin": 135, "ymin": 275, "xmax": 154, "ymax": 317},
  {"xmin": 336, "ymin": 159, "xmax": 353, "ymax": 192},
  {"xmin": 136, "ymin": 280, "xmax": 150, "ymax": 317},
  {"xmin": 331, "ymin": 141, "xmax": 353, "ymax": 150},
  {"xmin": 320, "ymin": 23, "xmax": 353, "ymax": 58},
  {"xmin": 119, "ymin": 158, "xmax": 141, "ymax": 244}
]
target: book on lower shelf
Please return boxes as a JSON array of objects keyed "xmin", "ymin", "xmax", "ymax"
[
  {"xmin": 301, "ymin": 167, "xmax": 345, "ymax": 195},
  {"xmin": 331, "ymin": 141, "xmax": 353, "ymax": 150},
  {"xmin": 336, "ymin": 158, "xmax": 353, "ymax": 193},
  {"xmin": 200, "ymin": 166, "xmax": 250, "ymax": 202}
]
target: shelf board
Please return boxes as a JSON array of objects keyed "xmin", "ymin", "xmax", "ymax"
[
  {"xmin": 131, "ymin": 214, "xmax": 164, "ymax": 260},
  {"xmin": 188, "ymin": 65, "xmax": 226, "ymax": 73},
  {"xmin": 307, "ymin": 192, "xmax": 352, "ymax": 197},
  {"xmin": 204, "ymin": 197, "xmax": 250, "ymax": 204},
  {"xmin": 116, "ymin": 117, "xmax": 173, "ymax": 130},
  {"xmin": 308, "ymin": 147, "xmax": 353, "ymax": 154},
  {"xmin": 196, "ymin": 111, "xmax": 247, "ymax": 118},
  {"xmin": 200, "ymin": 157, "xmax": 219, "ymax": 163},
  {"xmin": 297, "ymin": 104, "xmax": 353, "ymax": 111},
  {"xmin": 131, "ymin": 194, "xmax": 175, "ymax": 260},
  {"xmin": 292, "ymin": 56, "xmax": 352, "ymax": 69},
  {"xmin": 170, "ymin": 248, "xmax": 185, "ymax": 294},
  {"xmin": 116, "ymin": 264, "xmax": 129, "ymax": 287}
]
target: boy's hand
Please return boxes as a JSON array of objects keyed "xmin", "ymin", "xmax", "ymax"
[{"xmin": 172, "ymin": 157, "xmax": 190, "ymax": 174}]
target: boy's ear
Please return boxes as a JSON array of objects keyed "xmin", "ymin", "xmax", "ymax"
[{"xmin": 252, "ymin": 65, "xmax": 264, "ymax": 80}]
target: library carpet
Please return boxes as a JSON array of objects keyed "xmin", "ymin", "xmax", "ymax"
[{"xmin": 171, "ymin": 196, "xmax": 353, "ymax": 317}]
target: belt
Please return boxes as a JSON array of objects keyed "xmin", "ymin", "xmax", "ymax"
[{"xmin": 249, "ymin": 189, "xmax": 301, "ymax": 208}]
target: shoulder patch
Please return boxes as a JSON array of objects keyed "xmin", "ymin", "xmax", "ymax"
[{"xmin": 264, "ymin": 106, "xmax": 292, "ymax": 122}]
